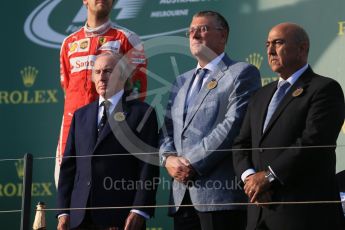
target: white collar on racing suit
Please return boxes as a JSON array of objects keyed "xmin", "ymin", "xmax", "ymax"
[{"xmin": 84, "ymin": 20, "xmax": 112, "ymax": 37}]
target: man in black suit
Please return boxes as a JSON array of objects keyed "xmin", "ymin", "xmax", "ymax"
[
  {"xmin": 57, "ymin": 52, "xmax": 159, "ymax": 230},
  {"xmin": 233, "ymin": 22, "xmax": 345, "ymax": 230}
]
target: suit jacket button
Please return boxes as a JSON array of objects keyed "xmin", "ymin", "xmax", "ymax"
[
  {"xmin": 182, "ymin": 135, "xmax": 187, "ymax": 140},
  {"xmin": 259, "ymin": 148, "xmax": 264, "ymax": 153},
  {"xmin": 87, "ymin": 181, "xmax": 91, "ymax": 186}
]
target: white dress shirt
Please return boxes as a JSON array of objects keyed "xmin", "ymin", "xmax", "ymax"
[{"xmin": 98, "ymin": 90, "xmax": 124, "ymax": 124}]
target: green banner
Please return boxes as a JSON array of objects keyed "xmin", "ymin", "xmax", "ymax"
[{"xmin": 1, "ymin": 0, "xmax": 344, "ymax": 229}]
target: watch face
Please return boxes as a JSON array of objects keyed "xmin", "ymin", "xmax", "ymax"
[
  {"xmin": 160, "ymin": 156, "xmax": 166, "ymax": 166},
  {"xmin": 265, "ymin": 171, "xmax": 275, "ymax": 183}
]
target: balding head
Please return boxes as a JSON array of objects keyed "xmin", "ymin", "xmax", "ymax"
[
  {"xmin": 266, "ymin": 22, "xmax": 310, "ymax": 79},
  {"xmin": 271, "ymin": 22, "xmax": 310, "ymax": 53}
]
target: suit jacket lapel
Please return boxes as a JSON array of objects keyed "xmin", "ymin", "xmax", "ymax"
[
  {"xmin": 84, "ymin": 101, "xmax": 98, "ymax": 153},
  {"xmin": 183, "ymin": 55, "xmax": 230, "ymax": 130},
  {"xmin": 261, "ymin": 67, "xmax": 313, "ymax": 141},
  {"xmin": 173, "ymin": 70, "xmax": 193, "ymax": 131}
]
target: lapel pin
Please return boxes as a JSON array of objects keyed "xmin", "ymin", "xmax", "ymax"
[
  {"xmin": 292, "ymin": 87, "xmax": 303, "ymax": 97},
  {"xmin": 114, "ymin": 112, "xmax": 126, "ymax": 122},
  {"xmin": 207, "ymin": 80, "xmax": 217, "ymax": 90}
]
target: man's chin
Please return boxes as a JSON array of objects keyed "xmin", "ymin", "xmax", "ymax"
[
  {"xmin": 190, "ymin": 49, "xmax": 199, "ymax": 56},
  {"xmin": 98, "ymin": 90, "xmax": 106, "ymax": 97},
  {"xmin": 269, "ymin": 65, "xmax": 281, "ymax": 73},
  {"xmin": 191, "ymin": 48, "xmax": 208, "ymax": 59},
  {"xmin": 96, "ymin": 8, "xmax": 111, "ymax": 18}
]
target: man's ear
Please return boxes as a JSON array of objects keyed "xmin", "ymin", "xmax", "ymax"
[
  {"xmin": 220, "ymin": 30, "xmax": 228, "ymax": 45},
  {"xmin": 298, "ymin": 42, "xmax": 309, "ymax": 60}
]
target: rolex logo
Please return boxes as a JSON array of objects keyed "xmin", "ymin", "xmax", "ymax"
[
  {"xmin": 15, "ymin": 159, "xmax": 24, "ymax": 180},
  {"xmin": 0, "ymin": 159, "xmax": 54, "ymax": 197},
  {"xmin": 246, "ymin": 53, "xmax": 263, "ymax": 70},
  {"xmin": 20, "ymin": 66, "xmax": 38, "ymax": 88}
]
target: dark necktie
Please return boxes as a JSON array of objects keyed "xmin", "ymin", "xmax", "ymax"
[
  {"xmin": 98, "ymin": 100, "xmax": 110, "ymax": 136},
  {"xmin": 194, "ymin": 68, "xmax": 208, "ymax": 94},
  {"xmin": 186, "ymin": 68, "xmax": 208, "ymax": 107},
  {"xmin": 263, "ymin": 80, "xmax": 290, "ymax": 132},
  {"xmin": 183, "ymin": 68, "xmax": 208, "ymax": 122}
]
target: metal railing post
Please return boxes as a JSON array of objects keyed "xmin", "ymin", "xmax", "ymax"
[{"xmin": 20, "ymin": 153, "xmax": 33, "ymax": 230}]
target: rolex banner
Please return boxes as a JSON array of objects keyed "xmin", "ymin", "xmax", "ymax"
[{"xmin": 1, "ymin": 0, "xmax": 345, "ymax": 229}]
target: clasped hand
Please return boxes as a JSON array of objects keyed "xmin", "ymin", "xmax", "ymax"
[
  {"xmin": 244, "ymin": 171, "xmax": 272, "ymax": 204},
  {"xmin": 165, "ymin": 155, "xmax": 195, "ymax": 184}
]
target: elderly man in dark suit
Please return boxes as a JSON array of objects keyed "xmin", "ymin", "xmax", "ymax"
[
  {"xmin": 57, "ymin": 52, "xmax": 159, "ymax": 230},
  {"xmin": 233, "ymin": 22, "xmax": 345, "ymax": 230}
]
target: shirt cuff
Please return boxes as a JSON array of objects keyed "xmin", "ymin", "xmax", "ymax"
[
  {"xmin": 130, "ymin": 209, "xmax": 150, "ymax": 220},
  {"xmin": 58, "ymin": 213, "xmax": 69, "ymax": 219},
  {"xmin": 268, "ymin": 165, "xmax": 283, "ymax": 184},
  {"xmin": 241, "ymin": 168, "xmax": 256, "ymax": 182}
]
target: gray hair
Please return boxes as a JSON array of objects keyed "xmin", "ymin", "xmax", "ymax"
[
  {"xmin": 193, "ymin": 10, "xmax": 229, "ymax": 40},
  {"xmin": 92, "ymin": 51, "xmax": 133, "ymax": 81}
]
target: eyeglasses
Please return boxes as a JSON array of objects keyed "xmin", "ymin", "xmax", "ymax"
[{"xmin": 186, "ymin": 25, "xmax": 223, "ymax": 37}]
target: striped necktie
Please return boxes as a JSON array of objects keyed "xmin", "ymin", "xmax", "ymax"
[{"xmin": 98, "ymin": 100, "xmax": 111, "ymax": 136}]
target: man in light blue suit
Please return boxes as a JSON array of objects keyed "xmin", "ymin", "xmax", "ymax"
[{"xmin": 159, "ymin": 11, "xmax": 261, "ymax": 230}]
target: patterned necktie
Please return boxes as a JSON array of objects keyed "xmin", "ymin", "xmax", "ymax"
[
  {"xmin": 263, "ymin": 80, "xmax": 290, "ymax": 132},
  {"xmin": 98, "ymin": 100, "xmax": 111, "ymax": 136},
  {"xmin": 186, "ymin": 68, "xmax": 208, "ymax": 107}
]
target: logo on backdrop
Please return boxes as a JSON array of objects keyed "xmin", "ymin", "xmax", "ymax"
[
  {"xmin": 246, "ymin": 52, "xmax": 277, "ymax": 86},
  {"xmin": 246, "ymin": 53, "xmax": 263, "ymax": 69},
  {"xmin": 21, "ymin": 66, "xmax": 38, "ymax": 88},
  {"xmin": 0, "ymin": 66, "xmax": 58, "ymax": 104},
  {"xmin": 24, "ymin": 0, "xmax": 220, "ymax": 49},
  {"xmin": 0, "ymin": 160, "xmax": 53, "ymax": 197}
]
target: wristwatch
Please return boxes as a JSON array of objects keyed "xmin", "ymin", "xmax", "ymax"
[
  {"xmin": 161, "ymin": 153, "xmax": 176, "ymax": 166},
  {"xmin": 265, "ymin": 170, "xmax": 275, "ymax": 183}
]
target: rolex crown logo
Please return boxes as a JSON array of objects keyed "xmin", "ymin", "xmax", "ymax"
[
  {"xmin": 21, "ymin": 66, "xmax": 38, "ymax": 88},
  {"xmin": 246, "ymin": 53, "xmax": 263, "ymax": 70},
  {"xmin": 15, "ymin": 159, "xmax": 24, "ymax": 180}
]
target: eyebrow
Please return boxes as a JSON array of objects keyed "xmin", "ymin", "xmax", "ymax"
[{"xmin": 266, "ymin": 39, "xmax": 286, "ymax": 45}]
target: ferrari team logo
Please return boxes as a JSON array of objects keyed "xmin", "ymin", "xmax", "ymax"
[{"xmin": 99, "ymin": 37, "xmax": 106, "ymax": 46}]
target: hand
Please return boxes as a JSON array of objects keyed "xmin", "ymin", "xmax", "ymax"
[
  {"xmin": 165, "ymin": 156, "xmax": 195, "ymax": 183},
  {"xmin": 57, "ymin": 215, "xmax": 69, "ymax": 230},
  {"xmin": 254, "ymin": 191, "xmax": 273, "ymax": 207},
  {"xmin": 124, "ymin": 212, "xmax": 145, "ymax": 230},
  {"xmin": 244, "ymin": 171, "xmax": 271, "ymax": 203}
]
